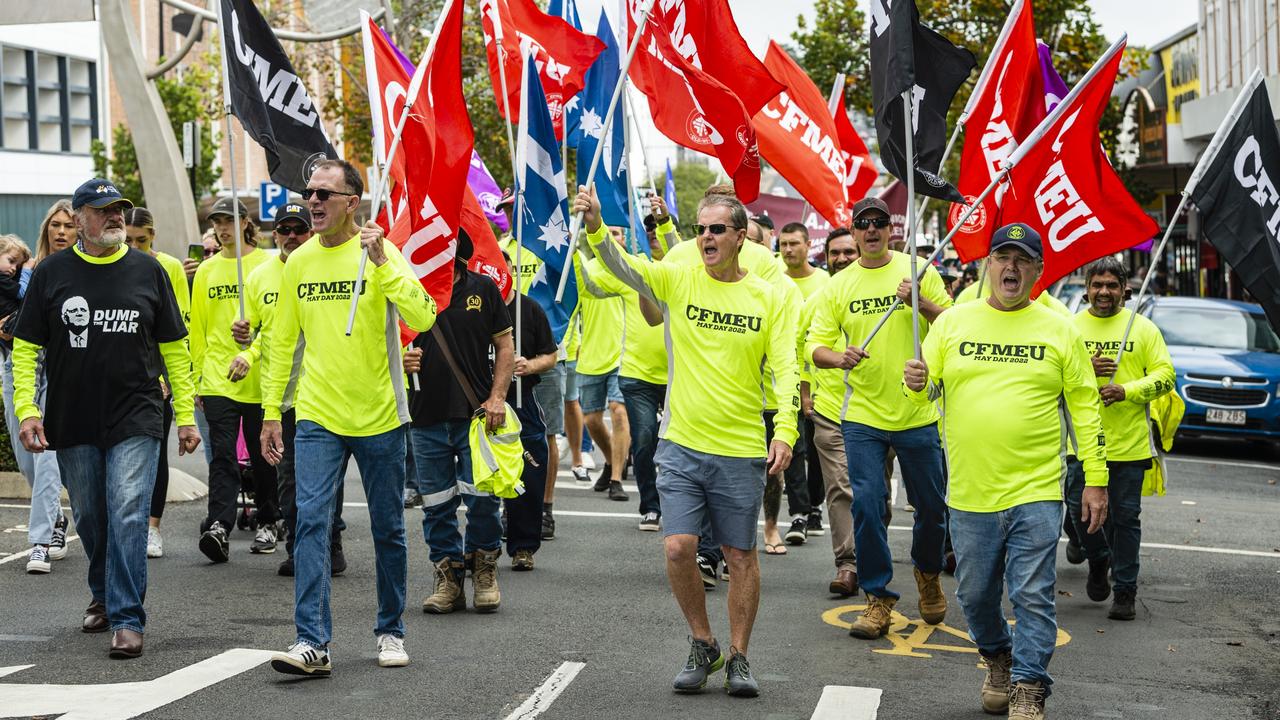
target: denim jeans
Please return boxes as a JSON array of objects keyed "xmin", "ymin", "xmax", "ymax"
[
  {"xmin": 619, "ymin": 376, "xmax": 664, "ymax": 517},
  {"xmin": 841, "ymin": 421, "xmax": 947, "ymax": 598},
  {"xmin": 504, "ymin": 401, "xmax": 548, "ymax": 556},
  {"xmin": 294, "ymin": 421, "xmax": 407, "ymax": 649},
  {"xmin": 1064, "ymin": 458, "xmax": 1146, "ymax": 592},
  {"xmin": 412, "ymin": 422, "xmax": 502, "ymax": 564},
  {"xmin": 950, "ymin": 501, "xmax": 1062, "ymax": 693},
  {"xmin": 2, "ymin": 352, "xmax": 63, "ymax": 545},
  {"xmin": 57, "ymin": 436, "xmax": 161, "ymax": 634},
  {"xmin": 278, "ymin": 409, "xmax": 347, "ymax": 557}
]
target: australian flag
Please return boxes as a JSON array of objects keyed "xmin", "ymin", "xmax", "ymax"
[
  {"xmin": 517, "ymin": 55, "xmax": 578, "ymax": 342},
  {"xmin": 664, "ymin": 159, "xmax": 679, "ymax": 222},
  {"xmin": 552, "ymin": 0, "xmax": 584, "ymax": 142}
]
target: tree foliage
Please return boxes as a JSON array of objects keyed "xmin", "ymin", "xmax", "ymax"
[{"xmin": 650, "ymin": 162, "xmax": 719, "ymax": 232}]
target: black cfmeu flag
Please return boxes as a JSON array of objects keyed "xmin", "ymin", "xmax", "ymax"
[
  {"xmin": 220, "ymin": 0, "xmax": 336, "ymax": 193},
  {"xmin": 868, "ymin": 0, "xmax": 975, "ymax": 203},
  {"xmin": 1189, "ymin": 76, "xmax": 1280, "ymax": 331}
]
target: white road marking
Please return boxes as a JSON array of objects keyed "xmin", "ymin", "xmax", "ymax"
[
  {"xmin": 810, "ymin": 685, "xmax": 883, "ymax": 720},
  {"xmin": 0, "ymin": 647, "xmax": 274, "ymax": 720},
  {"xmin": 503, "ymin": 661, "xmax": 586, "ymax": 720},
  {"xmin": 1166, "ymin": 456, "xmax": 1280, "ymax": 472},
  {"xmin": 0, "ymin": 535, "xmax": 79, "ymax": 565}
]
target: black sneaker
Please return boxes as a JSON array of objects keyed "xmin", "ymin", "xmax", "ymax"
[
  {"xmin": 331, "ymin": 540, "xmax": 347, "ymax": 577},
  {"xmin": 607, "ymin": 481, "xmax": 629, "ymax": 501},
  {"xmin": 784, "ymin": 517, "xmax": 807, "ymax": 545},
  {"xmin": 672, "ymin": 637, "xmax": 723, "ymax": 692},
  {"xmin": 49, "ymin": 514, "xmax": 69, "ymax": 560},
  {"xmin": 696, "ymin": 553, "xmax": 717, "ymax": 590},
  {"xmin": 723, "ymin": 649, "xmax": 759, "ymax": 697},
  {"xmin": 1086, "ymin": 557, "xmax": 1111, "ymax": 602},
  {"xmin": 278, "ymin": 555, "xmax": 295, "ymax": 577},
  {"xmin": 541, "ymin": 510, "xmax": 556, "ymax": 540},
  {"xmin": 199, "ymin": 521, "xmax": 230, "ymax": 563},
  {"xmin": 1108, "ymin": 588, "xmax": 1136, "ymax": 621},
  {"xmin": 806, "ymin": 510, "xmax": 825, "ymax": 537},
  {"xmin": 592, "ymin": 464, "xmax": 613, "ymax": 491},
  {"xmin": 638, "ymin": 512, "xmax": 660, "ymax": 532},
  {"xmin": 1065, "ymin": 539, "xmax": 1085, "ymax": 565}
]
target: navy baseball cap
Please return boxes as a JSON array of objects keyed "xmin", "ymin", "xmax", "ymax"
[
  {"xmin": 274, "ymin": 203, "xmax": 312, "ymax": 229},
  {"xmin": 72, "ymin": 178, "xmax": 133, "ymax": 211},
  {"xmin": 990, "ymin": 223, "xmax": 1042, "ymax": 259}
]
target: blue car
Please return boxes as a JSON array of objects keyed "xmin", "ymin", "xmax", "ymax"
[{"xmin": 1137, "ymin": 297, "xmax": 1280, "ymax": 441}]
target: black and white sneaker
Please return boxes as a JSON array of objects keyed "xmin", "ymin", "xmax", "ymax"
[
  {"xmin": 25, "ymin": 545, "xmax": 51, "ymax": 574},
  {"xmin": 806, "ymin": 510, "xmax": 825, "ymax": 537},
  {"xmin": 541, "ymin": 510, "xmax": 556, "ymax": 540},
  {"xmin": 271, "ymin": 642, "xmax": 332, "ymax": 677},
  {"xmin": 696, "ymin": 553, "xmax": 717, "ymax": 590},
  {"xmin": 723, "ymin": 649, "xmax": 759, "ymax": 697},
  {"xmin": 571, "ymin": 466, "xmax": 590, "ymax": 484},
  {"xmin": 48, "ymin": 514, "xmax": 69, "ymax": 560},
  {"xmin": 250, "ymin": 523, "xmax": 278, "ymax": 554},
  {"xmin": 638, "ymin": 512, "xmax": 660, "ymax": 532},
  {"xmin": 784, "ymin": 516, "xmax": 808, "ymax": 545},
  {"xmin": 199, "ymin": 521, "xmax": 230, "ymax": 563}
]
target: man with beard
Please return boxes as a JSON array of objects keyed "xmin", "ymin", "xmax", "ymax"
[{"xmin": 13, "ymin": 178, "xmax": 200, "ymax": 658}]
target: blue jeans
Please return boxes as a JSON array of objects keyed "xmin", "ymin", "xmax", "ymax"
[
  {"xmin": 2, "ymin": 353, "xmax": 63, "ymax": 545},
  {"xmin": 294, "ymin": 422, "xmax": 407, "ymax": 649},
  {"xmin": 950, "ymin": 501, "xmax": 1062, "ymax": 693},
  {"xmin": 619, "ymin": 376, "xmax": 664, "ymax": 517},
  {"xmin": 1064, "ymin": 459, "xmax": 1146, "ymax": 592},
  {"xmin": 412, "ymin": 422, "xmax": 502, "ymax": 564},
  {"xmin": 841, "ymin": 421, "xmax": 947, "ymax": 598},
  {"xmin": 57, "ymin": 436, "xmax": 161, "ymax": 634}
]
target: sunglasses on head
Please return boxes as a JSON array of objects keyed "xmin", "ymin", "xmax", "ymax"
[
  {"xmin": 693, "ymin": 223, "xmax": 741, "ymax": 236},
  {"xmin": 301, "ymin": 187, "xmax": 357, "ymax": 202},
  {"xmin": 275, "ymin": 225, "xmax": 308, "ymax": 237},
  {"xmin": 853, "ymin": 217, "xmax": 891, "ymax": 230}
]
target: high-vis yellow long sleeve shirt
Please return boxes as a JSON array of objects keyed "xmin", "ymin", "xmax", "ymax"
[
  {"xmin": 261, "ymin": 233, "xmax": 437, "ymax": 437},
  {"xmin": 500, "ymin": 235, "xmax": 543, "ymax": 294},
  {"xmin": 806, "ymin": 252, "xmax": 952, "ymax": 430},
  {"xmin": 799, "ymin": 284, "xmax": 845, "ymax": 423},
  {"xmin": 788, "ymin": 266, "xmax": 829, "ymax": 301},
  {"xmin": 154, "ymin": 250, "xmax": 191, "ymax": 325},
  {"xmin": 1073, "ymin": 308, "xmax": 1176, "ymax": 461},
  {"xmin": 584, "ymin": 250, "xmax": 668, "ymax": 385},
  {"xmin": 243, "ymin": 256, "xmax": 306, "ymax": 412},
  {"xmin": 906, "ymin": 300, "xmax": 1108, "ymax": 513},
  {"xmin": 189, "ymin": 250, "xmax": 271, "ymax": 403},
  {"xmin": 574, "ymin": 255, "xmax": 624, "ymax": 376},
  {"xmin": 662, "ymin": 233, "xmax": 785, "ymax": 287},
  {"xmin": 587, "ymin": 225, "xmax": 798, "ymax": 456},
  {"xmin": 956, "ymin": 279, "xmax": 1072, "ymax": 316}
]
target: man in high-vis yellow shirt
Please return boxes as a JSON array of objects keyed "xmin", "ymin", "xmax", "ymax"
[
  {"xmin": 574, "ymin": 185, "xmax": 797, "ymax": 699},
  {"xmin": 904, "ymin": 224, "xmax": 1109, "ymax": 720},
  {"xmin": 1067, "ymin": 258, "xmax": 1174, "ymax": 622},
  {"xmin": 259, "ymin": 160, "xmax": 437, "ymax": 677}
]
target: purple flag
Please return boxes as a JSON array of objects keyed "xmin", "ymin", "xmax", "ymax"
[
  {"xmin": 1037, "ymin": 41, "xmax": 1070, "ymax": 113},
  {"xmin": 467, "ymin": 150, "xmax": 509, "ymax": 232}
]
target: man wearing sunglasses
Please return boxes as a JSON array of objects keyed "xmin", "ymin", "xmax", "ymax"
[
  {"xmin": 806, "ymin": 196, "xmax": 952, "ymax": 640},
  {"xmin": 574, "ymin": 184, "xmax": 798, "ymax": 699}
]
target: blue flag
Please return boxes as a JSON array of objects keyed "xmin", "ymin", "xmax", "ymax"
[
  {"xmin": 664, "ymin": 159, "xmax": 679, "ymax": 221},
  {"xmin": 516, "ymin": 55, "xmax": 578, "ymax": 343},
  {"xmin": 554, "ymin": 0, "xmax": 585, "ymax": 145}
]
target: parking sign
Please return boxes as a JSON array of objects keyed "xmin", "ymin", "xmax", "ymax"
[{"xmin": 259, "ymin": 182, "xmax": 287, "ymax": 222}]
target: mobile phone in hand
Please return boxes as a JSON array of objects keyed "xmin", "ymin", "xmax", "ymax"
[{"xmin": 187, "ymin": 243, "xmax": 204, "ymax": 263}]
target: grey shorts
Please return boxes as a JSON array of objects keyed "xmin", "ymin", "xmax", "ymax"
[
  {"xmin": 533, "ymin": 363, "xmax": 566, "ymax": 436},
  {"xmin": 564, "ymin": 360, "xmax": 581, "ymax": 403},
  {"xmin": 655, "ymin": 440, "xmax": 766, "ymax": 551},
  {"xmin": 577, "ymin": 368, "xmax": 623, "ymax": 415}
]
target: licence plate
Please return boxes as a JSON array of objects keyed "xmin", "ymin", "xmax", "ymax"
[{"xmin": 1206, "ymin": 408, "xmax": 1246, "ymax": 425}]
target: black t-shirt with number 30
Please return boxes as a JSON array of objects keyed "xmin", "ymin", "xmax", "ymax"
[{"xmin": 14, "ymin": 246, "xmax": 187, "ymax": 449}]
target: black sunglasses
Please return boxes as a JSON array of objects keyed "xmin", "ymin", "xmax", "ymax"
[
  {"xmin": 301, "ymin": 187, "xmax": 358, "ymax": 202},
  {"xmin": 693, "ymin": 223, "xmax": 742, "ymax": 236},
  {"xmin": 275, "ymin": 225, "xmax": 309, "ymax": 236},
  {"xmin": 853, "ymin": 217, "xmax": 891, "ymax": 230}
]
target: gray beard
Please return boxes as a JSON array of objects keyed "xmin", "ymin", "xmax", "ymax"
[{"xmin": 89, "ymin": 227, "xmax": 126, "ymax": 248}]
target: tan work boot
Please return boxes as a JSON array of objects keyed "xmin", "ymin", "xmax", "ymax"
[
  {"xmin": 472, "ymin": 548, "xmax": 501, "ymax": 613},
  {"xmin": 422, "ymin": 558, "xmax": 465, "ymax": 614},
  {"xmin": 1007, "ymin": 680, "xmax": 1046, "ymax": 720},
  {"xmin": 847, "ymin": 594, "xmax": 896, "ymax": 639},
  {"xmin": 980, "ymin": 650, "xmax": 1012, "ymax": 714},
  {"xmin": 914, "ymin": 567, "xmax": 947, "ymax": 624}
]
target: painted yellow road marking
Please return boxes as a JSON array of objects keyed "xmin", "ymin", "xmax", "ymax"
[{"xmin": 822, "ymin": 604, "xmax": 1072, "ymax": 659}]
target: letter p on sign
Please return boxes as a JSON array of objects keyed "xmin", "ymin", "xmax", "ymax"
[{"xmin": 260, "ymin": 182, "xmax": 287, "ymax": 222}]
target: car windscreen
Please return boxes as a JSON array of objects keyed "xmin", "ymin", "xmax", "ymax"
[{"xmin": 1151, "ymin": 306, "xmax": 1280, "ymax": 352}]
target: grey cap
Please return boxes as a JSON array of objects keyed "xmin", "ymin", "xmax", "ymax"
[
  {"xmin": 207, "ymin": 196, "xmax": 249, "ymax": 220},
  {"xmin": 851, "ymin": 196, "xmax": 890, "ymax": 220}
]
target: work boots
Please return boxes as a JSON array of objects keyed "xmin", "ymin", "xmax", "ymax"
[
  {"xmin": 472, "ymin": 548, "xmax": 502, "ymax": 613},
  {"xmin": 847, "ymin": 594, "xmax": 896, "ymax": 639},
  {"xmin": 914, "ymin": 567, "xmax": 947, "ymax": 624},
  {"xmin": 1007, "ymin": 681, "xmax": 1047, "ymax": 720},
  {"xmin": 422, "ymin": 558, "xmax": 465, "ymax": 614},
  {"xmin": 980, "ymin": 649, "xmax": 1013, "ymax": 714}
]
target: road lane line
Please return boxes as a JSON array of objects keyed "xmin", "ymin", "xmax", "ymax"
[
  {"xmin": 810, "ymin": 685, "xmax": 883, "ymax": 720},
  {"xmin": 0, "ymin": 535, "xmax": 79, "ymax": 565},
  {"xmin": 503, "ymin": 661, "xmax": 586, "ymax": 720},
  {"xmin": 1166, "ymin": 456, "xmax": 1280, "ymax": 472}
]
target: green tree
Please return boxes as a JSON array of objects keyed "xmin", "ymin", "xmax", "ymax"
[
  {"xmin": 651, "ymin": 162, "xmax": 719, "ymax": 233},
  {"xmin": 790, "ymin": 0, "xmax": 871, "ymax": 114}
]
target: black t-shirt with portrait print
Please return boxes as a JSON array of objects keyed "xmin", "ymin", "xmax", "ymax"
[
  {"xmin": 13, "ymin": 245, "xmax": 187, "ymax": 450},
  {"xmin": 409, "ymin": 270, "xmax": 512, "ymax": 426},
  {"xmin": 506, "ymin": 293, "xmax": 556, "ymax": 406}
]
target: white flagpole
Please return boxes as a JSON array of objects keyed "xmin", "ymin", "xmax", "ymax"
[
  {"xmin": 489, "ymin": 4, "xmax": 525, "ymax": 404},
  {"xmin": 216, "ymin": 0, "xmax": 247, "ymax": 322},
  {"xmin": 622, "ymin": 85, "xmax": 640, "ymax": 255},
  {"xmin": 625, "ymin": 85, "xmax": 659, "ymax": 195},
  {"xmin": 345, "ymin": 0, "xmax": 455, "ymax": 335},
  {"xmin": 555, "ymin": 0, "xmax": 656, "ymax": 302},
  {"xmin": 902, "ymin": 90, "xmax": 921, "ymax": 359}
]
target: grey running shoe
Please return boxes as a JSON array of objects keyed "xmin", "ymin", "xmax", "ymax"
[
  {"xmin": 672, "ymin": 637, "xmax": 723, "ymax": 692},
  {"xmin": 723, "ymin": 649, "xmax": 759, "ymax": 697}
]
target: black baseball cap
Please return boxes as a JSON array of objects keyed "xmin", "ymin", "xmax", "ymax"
[
  {"xmin": 207, "ymin": 196, "xmax": 249, "ymax": 220},
  {"xmin": 72, "ymin": 178, "xmax": 133, "ymax": 211},
  {"xmin": 851, "ymin": 196, "xmax": 890, "ymax": 220},
  {"xmin": 989, "ymin": 223, "xmax": 1042, "ymax": 259},
  {"xmin": 274, "ymin": 203, "xmax": 312, "ymax": 229},
  {"xmin": 751, "ymin": 214, "xmax": 774, "ymax": 231}
]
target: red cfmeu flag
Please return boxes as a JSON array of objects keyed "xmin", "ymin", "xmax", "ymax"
[
  {"xmin": 948, "ymin": 0, "xmax": 1045, "ymax": 262},
  {"xmin": 833, "ymin": 87, "xmax": 879, "ymax": 205},
  {"xmin": 996, "ymin": 40, "xmax": 1157, "ymax": 297},
  {"xmin": 480, "ymin": 0, "xmax": 603, "ymax": 140},
  {"xmin": 461, "ymin": 189, "xmax": 512, "ymax": 299},
  {"xmin": 754, "ymin": 42, "xmax": 852, "ymax": 227},
  {"xmin": 627, "ymin": 2, "xmax": 765, "ymax": 201}
]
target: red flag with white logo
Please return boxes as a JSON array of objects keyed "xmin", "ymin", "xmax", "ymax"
[
  {"xmin": 754, "ymin": 42, "xmax": 851, "ymax": 227},
  {"xmin": 833, "ymin": 87, "xmax": 879, "ymax": 206},
  {"xmin": 948, "ymin": 0, "xmax": 1045, "ymax": 262},
  {"xmin": 480, "ymin": 0, "xmax": 603, "ymax": 140},
  {"xmin": 996, "ymin": 41, "xmax": 1157, "ymax": 296}
]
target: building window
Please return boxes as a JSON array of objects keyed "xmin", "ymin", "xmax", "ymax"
[{"xmin": 0, "ymin": 44, "xmax": 97, "ymax": 154}]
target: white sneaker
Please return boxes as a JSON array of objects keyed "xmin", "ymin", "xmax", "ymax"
[
  {"xmin": 25, "ymin": 545, "xmax": 51, "ymax": 574},
  {"xmin": 147, "ymin": 527, "xmax": 164, "ymax": 558},
  {"xmin": 271, "ymin": 642, "xmax": 332, "ymax": 677},
  {"xmin": 250, "ymin": 524, "xmax": 278, "ymax": 554},
  {"xmin": 556, "ymin": 435, "xmax": 569, "ymax": 462},
  {"xmin": 48, "ymin": 514, "xmax": 68, "ymax": 560},
  {"xmin": 571, "ymin": 466, "xmax": 590, "ymax": 484},
  {"xmin": 376, "ymin": 634, "xmax": 409, "ymax": 667},
  {"xmin": 581, "ymin": 454, "xmax": 597, "ymax": 470}
]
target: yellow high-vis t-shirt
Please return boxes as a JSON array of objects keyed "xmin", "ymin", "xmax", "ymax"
[
  {"xmin": 584, "ymin": 251, "xmax": 668, "ymax": 385},
  {"xmin": 154, "ymin": 250, "xmax": 191, "ymax": 325},
  {"xmin": 574, "ymin": 256, "xmax": 624, "ymax": 376},
  {"xmin": 799, "ymin": 284, "xmax": 845, "ymax": 423},
  {"xmin": 957, "ymin": 279, "xmax": 1072, "ymax": 316},
  {"xmin": 189, "ymin": 250, "xmax": 271, "ymax": 402},
  {"xmin": 788, "ymin": 266, "xmax": 830, "ymax": 301}
]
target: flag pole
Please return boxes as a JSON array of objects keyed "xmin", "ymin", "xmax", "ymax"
[
  {"xmin": 555, "ymin": 0, "xmax": 656, "ymax": 302},
  {"xmin": 625, "ymin": 84, "xmax": 659, "ymax": 195},
  {"xmin": 216, "ymin": 0, "xmax": 247, "ymax": 322},
  {"xmin": 902, "ymin": 90, "xmax": 921, "ymax": 360},
  {"xmin": 346, "ymin": 0, "xmax": 454, "ymax": 336},
  {"xmin": 622, "ymin": 84, "xmax": 640, "ymax": 255},
  {"xmin": 490, "ymin": 7, "xmax": 524, "ymax": 405}
]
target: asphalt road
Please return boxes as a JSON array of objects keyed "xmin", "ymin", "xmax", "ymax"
[{"xmin": 0, "ymin": 433, "xmax": 1277, "ymax": 719}]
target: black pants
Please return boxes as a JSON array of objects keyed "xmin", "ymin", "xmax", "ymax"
[
  {"xmin": 279, "ymin": 408, "xmax": 347, "ymax": 556},
  {"xmin": 201, "ymin": 396, "xmax": 278, "ymax": 532},
  {"xmin": 151, "ymin": 400, "xmax": 172, "ymax": 519},
  {"xmin": 762, "ymin": 410, "xmax": 809, "ymax": 521},
  {"xmin": 505, "ymin": 401, "xmax": 548, "ymax": 556},
  {"xmin": 803, "ymin": 415, "xmax": 823, "ymax": 515}
]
